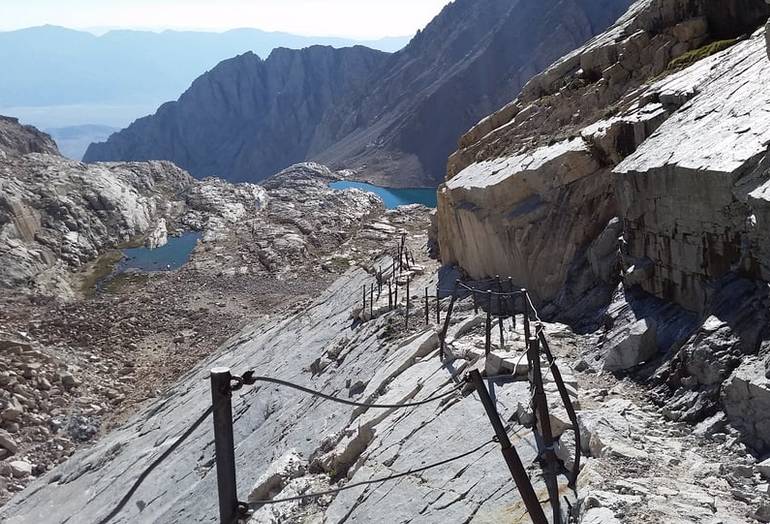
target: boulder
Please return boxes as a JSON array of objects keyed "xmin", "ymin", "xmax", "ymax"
[
  {"xmin": 758, "ymin": 458, "xmax": 770, "ymax": 480},
  {"xmin": 602, "ymin": 318, "xmax": 657, "ymax": 371},
  {"xmin": 0, "ymin": 430, "xmax": 18, "ymax": 455},
  {"xmin": 144, "ymin": 218, "xmax": 168, "ymax": 249},
  {"xmin": 582, "ymin": 507, "xmax": 621, "ymax": 524},
  {"xmin": 722, "ymin": 358, "xmax": 770, "ymax": 452},
  {"xmin": 8, "ymin": 460, "xmax": 32, "ymax": 479}
]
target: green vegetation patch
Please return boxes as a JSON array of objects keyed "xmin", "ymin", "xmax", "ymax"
[
  {"xmin": 666, "ymin": 39, "xmax": 740, "ymax": 74},
  {"xmin": 79, "ymin": 249, "xmax": 124, "ymax": 294}
]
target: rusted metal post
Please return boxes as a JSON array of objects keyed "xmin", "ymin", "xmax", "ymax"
[
  {"xmin": 522, "ymin": 289, "xmax": 531, "ymax": 351},
  {"xmin": 210, "ymin": 368, "xmax": 239, "ymax": 524},
  {"xmin": 405, "ymin": 276, "xmax": 410, "ymax": 329},
  {"xmin": 529, "ymin": 336, "xmax": 562, "ymax": 524},
  {"xmin": 485, "ymin": 291, "xmax": 492, "ymax": 356},
  {"xmin": 436, "ymin": 289, "xmax": 441, "ymax": 324},
  {"xmin": 395, "ymin": 279, "xmax": 399, "ymax": 305},
  {"xmin": 496, "ymin": 276, "xmax": 504, "ymax": 348},
  {"xmin": 439, "ymin": 280, "xmax": 459, "ymax": 359},
  {"xmin": 508, "ymin": 277, "xmax": 516, "ymax": 330},
  {"xmin": 468, "ymin": 370, "xmax": 548, "ymax": 524},
  {"xmin": 539, "ymin": 329, "xmax": 581, "ymax": 487},
  {"xmin": 425, "ymin": 287, "xmax": 429, "ymax": 325}
]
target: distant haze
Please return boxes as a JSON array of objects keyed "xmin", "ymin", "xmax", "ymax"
[
  {"xmin": 0, "ymin": 0, "xmax": 450, "ymax": 40},
  {"xmin": 0, "ymin": 25, "xmax": 411, "ymax": 131}
]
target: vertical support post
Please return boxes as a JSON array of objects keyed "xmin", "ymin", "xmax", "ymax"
[
  {"xmin": 362, "ymin": 285, "xmax": 366, "ymax": 317},
  {"xmin": 539, "ymin": 329, "xmax": 581, "ymax": 488},
  {"xmin": 522, "ymin": 290, "xmax": 531, "ymax": 351},
  {"xmin": 436, "ymin": 289, "xmax": 441, "ymax": 324},
  {"xmin": 439, "ymin": 280, "xmax": 459, "ymax": 360},
  {"xmin": 395, "ymin": 279, "xmax": 399, "ymax": 305},
  {"xmin": 210, "ymin": 368, "xmax": 238, "ymax": 524},
  {"xmin": 485, "ymin": 291, "xmax": 492, "ymax": 356},
  {"xmin": 529, "ymin": 336, "xmax": 562, "ymax": 524},
  {"xmin": 508, "ymin": 277, "xmax": 516, "ymax": 330},
  {"xmin": 425, "ymin": 287, "xmax": 429, "ymax": 325},
  {"xmin": 496, "ymin": 276, "xmax": 504, "ymax": 348},
  {"xmin": 388, "ymin": 280, "xmax": 393, "ymax": 310},
  {"xmin": 378, "ymin": 266, "xmax": 383, "ymax": 295},
  {"xmin": 370, "ymin": 283, "xmax": 374, "ymax": 319},
  {"xmin": 405, "ymin": 276, "xmax": 411, "ymax": 329},
  {"xmin": 473, "ymin": 289, "xmax": 478, "ymax": 315},
  {"xmin": 468, "ymin": 370, "xmax": 548, "ymax": 524}
]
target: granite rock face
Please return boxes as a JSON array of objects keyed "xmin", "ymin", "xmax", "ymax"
[
  {"xmin": 0, "ymin": 116, "xmax": 59, "ymax": 157},
  {"xmin": 438, "ymin": 0, "xmax": 770, "ymax": 310},
  {"xmin": 84, "ymin": 0, "xmax": 634, "ymax": 186}
]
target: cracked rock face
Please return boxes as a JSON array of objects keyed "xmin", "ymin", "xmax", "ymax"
[
  {"xmin": 0, "ymin": 266, "xmax": 553, "ymax": 523},
  {"xmin": 438, "ymin": 0, "xmax": 770, "ymax": 312}
]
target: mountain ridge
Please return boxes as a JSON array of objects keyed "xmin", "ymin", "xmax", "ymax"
[{"xmin": 84, "ymin": 0, "xmax": 636, "ymax": 186}]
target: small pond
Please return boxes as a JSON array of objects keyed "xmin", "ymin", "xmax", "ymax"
[
  {"xmin": 117, "ymin": 231, "xmax": 202, "ymax": 273},
  {"xmin": 330, "ymin": 181, "xmax": 437, "ymax": 209}
]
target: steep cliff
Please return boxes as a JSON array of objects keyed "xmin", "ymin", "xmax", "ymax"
[
  {"xmin": 84, "ymin": 0, "xmax": 635, "ymax": 186},
  {"xmin": 437, "ymin": 0, "xmax": 770, "ymax": 453},
  {"xmin": 439, "ymin": 0, "xmax": 770, "ymax": 308},
  {"xmin": 84, "ymin": 46, "xmax": 387, "ymax": 182}
]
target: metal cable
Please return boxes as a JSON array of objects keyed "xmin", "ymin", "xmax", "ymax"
[
  {"xmin": 249, "ymin": 438, "xmax": 495, "ymax": 507},
  {"xmin": 97, "ymin": 406, "xmax": 214, "ymax": 524},
  {"xmin": 241, "ymin": 375, "xmax": 462, "ymax": 409}
]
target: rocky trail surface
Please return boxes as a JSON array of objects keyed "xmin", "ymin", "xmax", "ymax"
[{"xmin": 3, "ymin": 240, "xmax": 768, "ymax": 522}]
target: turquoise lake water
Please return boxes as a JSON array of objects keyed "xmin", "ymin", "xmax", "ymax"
[
  {"xmin": 330, "ymin": 181, "xmax": 437, "ymax": 208},
  {"xmin": 117, "ymin": 231, "xmax": 202, "ymax": 272}
]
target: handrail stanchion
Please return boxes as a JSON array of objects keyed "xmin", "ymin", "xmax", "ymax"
[
  {"xmin": 439, "ymin": 280, "xmax": 458, "ymax": 360},
  {"xmin": 496, "ymin": 276, "xmax": 504, "ymax": 348},
  {"xmin": 210, "ymin": 368, "xmax": 239, "ymax": 524},
  {"xmin": 529, "ymin": 336, "xmax": 562, "ymax": 524},
  {"xmin": 485, "ymin": 290, "xmax": 492, "ymax": 356},
  {"xmin": 468, "ymin": 370, "xmax": 548, "ymax": 524}
]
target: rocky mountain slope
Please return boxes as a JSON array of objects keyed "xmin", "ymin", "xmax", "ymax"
[
  {"xmin": 436, "ymin": 0, "xmax": 770, "ymax": 466},
  {"xmin": 84, "ymin": 0, "xmax": 635, "ymax": 186},
  {"xmin": 0, "ymin": 116, "xmax": 60, "ymax": 157},
  {"xmin": 0, "ymin": 115, "xmax": 420, "ymax": 507}
]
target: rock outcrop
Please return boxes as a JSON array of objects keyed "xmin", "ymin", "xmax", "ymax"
[
  {"xmin": 84, "ymin": 0, "xmax": 635, "ymax": 186},
  {"xmin": 438, "ymin": 0, "xmax": 770, "ymax": 309},
  {"xmin": 437, "ymin": 0, "xmax": 770, "ymax": 452},
  {"xmin": 0, "ymin": 116, "xmax": 59, "ymax": 157},
  {"xmin": 0, "ymin": 152, "xmax": 193, "ymax": 297}
]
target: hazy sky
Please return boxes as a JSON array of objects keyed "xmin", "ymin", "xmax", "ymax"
[{"xmin": 1, "ymin": 0, "xmax": 452, "ymax": 38}]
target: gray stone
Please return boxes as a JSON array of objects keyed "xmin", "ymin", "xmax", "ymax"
[
  {"xmin": 0, "ymin": 429, "xmax": 18, "ymax": 455},
  {"xmin": 603, "ymin": 318, "xmax": 657, "ymax": 371},
  {"xmin": 758, "ymin": 458, "xmax": 770, "ymax": 480},
  {"xmin": 582, "ymin": 507, "xmax": 621, "ymax": 524},
  {"xmin": 8, "ymin": 461, "xmax": 32, "ymax": 479},
  {"xmin": 722, "ymin": 358, "xmax": 770, "ymax": 452}
]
